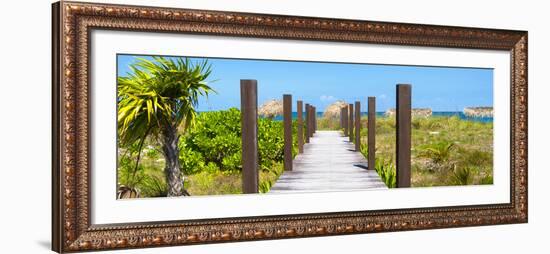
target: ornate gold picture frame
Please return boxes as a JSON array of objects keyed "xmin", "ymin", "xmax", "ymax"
[{"xmin": 52, "ymin": 1, "xmax": 527, "ymax": 252}]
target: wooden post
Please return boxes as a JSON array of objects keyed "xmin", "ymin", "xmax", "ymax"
[
  {"xmin": 240, "ymin": 80, "xmax": 259, "ymax": 193},
  {"xmin": 368, "ymin": 97, "xmax": 376, "ymax": 171},
  {"xmin": 297, "ymin": 100, "xmax": 304, "ymax": 153},
  {"xmin": 305, "ymin": 104, "xmax": 310, "ymax": 143},
  {"xmin": 309, "ymin": 106, "xmax": 314, "ymax": 138},
  {"xmin": 348, "ymin": 104, "xmax": 354, "ymax": 142},
  {"xmin": 313, "ymin": 106, "xmax": 317, "ymax": 133},
  {"xmin": 340, "ymin": 107, "xmax": 344, "ymax": 129},
  {"xmin": 305, "ymin": 104, "xmax": 310, "ymax": 138},
  {"xmin": 283, "ymin": 94, "xmax": 293, "ymax": 171},
  {"xmin": 312, "ymin": 106, "xmax": 315, "ymax": 133},
  {"xmin": 342, "ymin": 106, "xmax": 348, "ymax": 136},
  {"xmin": 396, "ymin": 84, "xmax": 411, "ymax": 188},
  {"xmin": 355, "ymin": 101, "xmax": 361, "ymax": 151}
]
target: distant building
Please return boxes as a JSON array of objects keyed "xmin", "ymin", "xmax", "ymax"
[
  {"xmin": 385, "ymin": 108, "xmax": 432, "ymax": 118},
  {"xmin": 463, "ymin": 107, "xmax": 493, "ymax": 117}
]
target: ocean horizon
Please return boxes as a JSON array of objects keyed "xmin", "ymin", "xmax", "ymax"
[
  {"xmin": 271, "ymin": 111, "xmax": 493, "ymax": 123},
  {"xmin": 197, "ymin": 111, "xmax": 493, "ymax": 123}
]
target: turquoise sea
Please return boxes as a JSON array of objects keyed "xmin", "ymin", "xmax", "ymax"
[{"xmin": 270, "ymin": 111, "xmax": 493, "ymax": 123}]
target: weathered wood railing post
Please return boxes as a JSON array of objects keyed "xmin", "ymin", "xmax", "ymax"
[
  {"xmin": 313, "ymin": 106, "xmax": 317, "ymax": 134},
  {"xmin": 283, "ymin": 94, "xmax": 293, "ymax": 171},
  {"xmin": 342, "ymin": 106, "xmax": 348, "ymax": 136},
  {"xmin": 348, "ymin": 103, "xmax": 354, "ymax": 142},
  {"xmin": 340, "ymin": 107, "xmax": 344, "ymax": 129},
  {"xmin": 355, "ymin": 101, "xmax": 361, "ymax": 151},
  {"xmin": 309, "ymin": 106, "xmax": 314, "ymax": 138},
  {"xmin": 297, "ymin": 100, "xmax": 304, "ymax": 153},
  {"xmin": 368, "ymin": 97, "xmax": 376, "ymax": 171},
  {"xmin": 305, "ymin": 103, "xmax": 310, "ymax": 143},
  {"xmin": 396, "ymin": 84, "xmax": 411, "ymax": 187},
  {"xmin": 240, "ymin": 80, "xmax": 258, "ymax": 193}
]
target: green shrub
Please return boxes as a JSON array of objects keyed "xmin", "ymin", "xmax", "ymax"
[
  {"xmin": 139, "ymin": 174, "xmax": 168, "ymax": 197},
  {"xmin": 259, "ymin": 162, "xmax": 284, "ymax": 193},
  {"xmin": 183, "ymin": 108, "xmax": 242, "ymax": 170},
  {"xmin": 175, "ymin": 108, "xmax": 291, "ymax": 193},
  {"xmin": 480, "ymin": 174, "xmax": 493, "ymax": 185},
  {"xmin": 375, "ymin": 159, "xmax": 396, "ymax": 188},
  {"xmin": 450, "ymin": 166, "xmax": 474, "ymax": 185},
  {"xmin": 117, "ymin": 140, "xmax": 151, "ymax": 192},
  {"xmin": 180, "ymin": 108, "xmax": 291, "ymax": 174},
  {"xmin": 371, "ymin": 116, "xmax": 492, "ymax": 188},
  {"xmin": 178, "ymin": 144, "xmax": 206, "ymax": 175},
  {"xmin": 317, "ymin": 117, "xmax": 340, "ymax": 130},
  {"xmin": 412, "ymin": 118, "xmax": 422, "ymax": 129},
  {"xmin": 117, "ymin": 153, "xmax": 145, "ymax": 190},
  {"xmin": 118, "ymin": 150, "xmax": 169, "ymax": 197},
  {"xmin": 418, "ymin": 140, "xmax": 455, "ymax": 164},
  {"xmin": 258, "ymin": 118, "xmax": 284, "ymax": 171},
  {"xmin": 458, "ymin": 149, "xmax": 492, "ymax": 168},
  {"xmin": 375, "ymin": 117, "xmax": 396, "ymax": 135}
]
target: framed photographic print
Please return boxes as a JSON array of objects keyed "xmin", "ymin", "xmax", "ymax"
[{"xmin": 52, "ymin": 0, "xmax": 528, "ymax": 252}]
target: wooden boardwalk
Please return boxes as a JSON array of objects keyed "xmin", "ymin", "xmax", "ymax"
[{"xmin": 270, "ymin": 130, "xmax": 387, "ymax": 193}]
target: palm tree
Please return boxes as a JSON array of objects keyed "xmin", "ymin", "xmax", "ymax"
[{"xmin": 117, "ymin": 56, "xmax": 214, "ymax": 196}]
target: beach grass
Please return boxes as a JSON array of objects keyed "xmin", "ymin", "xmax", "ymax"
[
  {"xmin": 118, "ymin": 111, "xmax": 493, "ymax": 198},
  {"xmin": 318, "ymin": 115, "xmax": 493, "ymax": 188}
]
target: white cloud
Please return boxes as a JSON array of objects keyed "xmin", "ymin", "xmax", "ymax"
[
  {"xmin": 379, "ymin": 94, "xmax": 387, "ymax": 100},
  {"xmin": 320, "ymin": 95, "xmax": 336, "ymax": 101}
]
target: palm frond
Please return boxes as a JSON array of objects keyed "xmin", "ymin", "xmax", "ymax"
[{"xmin": 117, "ymin": 56, "xmax": 215, "ymax": 144}]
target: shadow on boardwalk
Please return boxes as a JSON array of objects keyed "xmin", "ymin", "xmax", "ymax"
[{"xmin": 269, "ymin": 130, "xmax": 387, "ymax": 193}]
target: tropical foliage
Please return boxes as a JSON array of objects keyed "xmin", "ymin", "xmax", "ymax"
[
  {"xmin": 418, "ymin": 141, "xmax": 455, "ymax": 164},
  {"xmin": 117, "ymin": 56, "xmax": 214, "ymax": 196},
  {"xmin": 116, "ymin": 56, "xmax": 493, "ymax": 196},
  {"xmin": 118, "ymin": 108, "xmax": 296, "ymax": 197},
  {"xmin": 374, "ymin": 159, "xmax": 397, "ymax": 188}
]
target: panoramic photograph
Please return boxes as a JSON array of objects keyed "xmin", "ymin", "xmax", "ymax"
[{"xmin": 116, "ymin": 54, "xmax": 494, "ymax": 199}]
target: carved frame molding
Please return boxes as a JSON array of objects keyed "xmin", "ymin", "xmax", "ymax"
[{"xmin": 52, "ymin": 1, "xmax": 528, "ymax": 252}]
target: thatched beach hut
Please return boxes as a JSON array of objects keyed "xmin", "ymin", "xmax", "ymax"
[
  {"xmin": 323, "ymin": 100, "xmax": 348, "ymax": 118},
  {"xmin": 259, "ymin": 99, "xmax": 283, "ymax": 119},
  {"xmin": 463, "ymin": 107, "xmax": 493, "ymax": 118},
  {"xmin": 385, "ymin": 108, "xmax": 432, "ymax": 118}
]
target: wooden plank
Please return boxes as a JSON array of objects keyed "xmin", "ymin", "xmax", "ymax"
[
  {"xmin": 240, "ymin": 80, "xmax": 259, "ymax": 193},
  {"xmin": 368, "ymin": 97, "xmax": 376, "ymax": 171},
  {"xmin": 297, "ymin": 100, "xmax": 304, "ymax": 153},
  {"xmin": 348, "ymin": 103, "xmax": 354, "ymax": 142},
  {"xmin": 396, "ymin": 84, "xmax": 411, "ymax": 188},
  {"xmin": 283, "ymin": 94, "xmax": 293, "ymax": 171},
  {"xmin": 270, "ymin": 131, "xmax": 387, "ymax": 193},
  {"xmin": 355, "ymin": 101, "xmax": 361, "ymax": 151}
]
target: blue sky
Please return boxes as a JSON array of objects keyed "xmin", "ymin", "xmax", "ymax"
[{"xmin": 117, "ymin": 55, "xmax": 493, "ymax": 112}]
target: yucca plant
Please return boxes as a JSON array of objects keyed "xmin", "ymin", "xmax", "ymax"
[
  {"xmin": 374, "ymin": 159, "xmax": 396, "ymax": 188},
  {"xmin": 418, "ymin": 140, "xmax": 455, "ymax": 164},
  {"xmin": 118, "ymin": 56, "xmax": 214, "ymax": 196},
  {"xmin": 450, "ymin": 166, "xmax": 474, "ymax": 185}
]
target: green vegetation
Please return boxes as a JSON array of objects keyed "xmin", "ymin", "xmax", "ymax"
[
  {"xmin": 317, "ymin": 117, "xmax": 341, "ymax": 130},
  {"xmin": 117, "ymin": 56, "xmax": 214, "ymax": 197},
  {"xmin": 116, "ymin": 56, "xmax": 492, "ymax": 197},
  {"xmin": 374, "ymin": 159, "xmax": 397, "ymax": 188},
  {"xmin": 118, "ymin": 108, "xmax": 296, "ymax": 197},
  {"xmin": 322, "ymin": 115, "xmax": 493, "ymax": 188}
]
